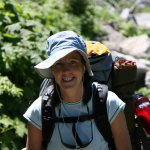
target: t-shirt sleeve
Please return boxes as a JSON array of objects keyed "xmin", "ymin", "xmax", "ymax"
[
  {"xmin": 107, "ymin": 91, "xmax": 125, "ymax": 124},
  {"xmin": 23, "ymin": 96, "xmax": 42, "ymax": 130}
]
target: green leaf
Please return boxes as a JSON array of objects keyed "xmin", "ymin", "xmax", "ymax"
[
  {"xmin": 0, "ymin": 103, "xmax": 3, "ymax": 109},
  {"xmin": 0, "ymin": 76, "xmax": 23, "ymax": 98},
  {"xmin": 14, "ymin": 118, "xmax": 27, "ymax": 137},
  {"xmin": 0, "ymin": 115, "xmax": 13, "ymax": 129},
  {"xmin": 138, "ymin": 87, "xmax": 150, "ymax": 98},
  {"xmin": 3, "ymin": 33, "xmax": 18, "ymax": 38},
  {"xmin": 5, "ymin": 22, "xmax": 21, "ymax": 33}
]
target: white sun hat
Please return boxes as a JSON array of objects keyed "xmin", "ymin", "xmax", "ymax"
[{"xmin": 34, "ymin": 31, "xmax": 93, "ymax": 78}]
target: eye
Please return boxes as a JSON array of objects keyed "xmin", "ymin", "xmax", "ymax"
[
  {"xmin": 69, "ymin": 59, "xmax": 80, "ymax": 65},
  {"xmin": 53, "ymin": 62, "xmax": 63, "ymax": 68},
  {"xmin": 70, "ymin": 60, "xmax": 77, "ymax": 64}
]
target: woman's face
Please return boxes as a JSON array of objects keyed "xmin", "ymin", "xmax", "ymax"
[{"xmin": 51, "ymin": 51, "xmax": 85, "ymax": 92}]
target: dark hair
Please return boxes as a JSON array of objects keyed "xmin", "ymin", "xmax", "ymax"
[
  {"xmin": 82, "ymin": 71, "xmax": 92, "ymax": 105},
  {"xmin": 50, "ymin": 71, "xmax": 92, "ymax": 107},
  {"xmin": 50, "ymin": 53, "xmax": 92, "ymax": 107}
]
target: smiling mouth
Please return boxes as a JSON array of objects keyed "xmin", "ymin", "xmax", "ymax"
[{"xmin": 63, "ymin": 77, "xmax": 74, "ymax": 82}]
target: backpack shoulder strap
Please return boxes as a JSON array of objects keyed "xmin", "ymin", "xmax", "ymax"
[
  {"xmin": 39, "ymin": 79, "xmax": 51, "ymax": 96},
  {"xmin": 93, "ymin": 83, "xmax": 115, "ymax": 149},
  {"xmin": 41, "ymin": 85, "xmax": 55, "ymax": 150},
  {"xmin": 41, "ymin": 83, "xmax": 115, "ymax": 149}
]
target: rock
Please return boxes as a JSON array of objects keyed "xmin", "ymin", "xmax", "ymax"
[
  {"xmin": 102, "ymin": 25, "xmax": 126, "ymax": 51},
  {"xmin": 103, "ymin": 40, "xmax": 120, "ymax": 51},
  {"xmin": 137, "ymin": 0, "xmax": 150, "ymax": 7},
  {"xmin": 135, "ymin": 13, "xmax": 150, "ymax": 29},
  {"xmin": 111, "ymin": 51, "xmax": 136, "ymax": 61},
  {"xmin": 136, "ymin": 59, "xmax": 150, "ymax": 89},
  {"xmin": 119, "ymin": 34, "xmax": 150, "ymax": 58},
  {"xmin": 102, "ymin": 25, "xmax": 126, "ymax": 42},
  {"xmin": 120, "ymin": 8, "xmax": 130, "ymax": 20},
  {"xmin": 145, "ymin": 71, "xmax": 150, "ymax": 88}
]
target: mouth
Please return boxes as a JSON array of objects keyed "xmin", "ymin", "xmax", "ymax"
[{"xmin": 62, "ymin": 77, "xmax": 74, "ymax": 82}]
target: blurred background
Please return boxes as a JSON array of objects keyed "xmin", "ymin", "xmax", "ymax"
[{"xmin": 0, "ymin": 0, "xmax": 150, "ymax": 149}]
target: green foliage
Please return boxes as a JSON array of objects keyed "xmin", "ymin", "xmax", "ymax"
[
  {"xmin": 138, "ymin": 87, "xmax": 150, "ymax": 98},
  {"xmin": 95, "ymin": 6, "xmax": 120, "ymax": 22},
  {"xmin": 120, "ymin": 22, "xmax": 150, "ymax": 37},
  {"xmin": 0, "ymin": 115, "xmax": 26, "ymax": 150},
  {"xmin": 0, "ymin": 75, "xmax": 26, "ymax": 149},
  {"xmin": 63, "ymin": 0, "xmax": 101, "ymax": 38},
  {"xmin": 120, "ymin": 22, "xmax": 138, "ymax": 37},
  {"xmin": 0, "ymin": 0, "xmax": 104, "ymax": 148},
  {"xmin": 143, "ymin": 6, "xmax": 150, "ymax": 13},
  {"xmin": 0, "ymin": 76, "xmax": 23, "ymax": 97},
  {"xmin": 0, "ymin": 115, "xmax": 26, "ymax": 137},
  {"xmin": 138, "ymin": 27, "xmax": 150, "ymax": 37},
  {"xmin": 63, "ymin": 0, "xmax": 91, "ymax": 15}
]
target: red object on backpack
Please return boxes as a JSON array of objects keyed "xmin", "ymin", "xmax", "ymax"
[{"xmin": 134, "ymin": 94, "xmax": 150, "ymax": 134}]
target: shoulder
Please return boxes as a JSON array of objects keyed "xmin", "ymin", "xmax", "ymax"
[
  {"xmin": 92, "ymin": 82, "xmax": 125, "ymax": 107},
  {"xmin": 23, "ymin": 96, "xmax": 42, "ymax": 129},
  {"xmin": 107, "ymin": 91, "xmax": 125, "ymax": 124},
  {"xmin": 92, "ymin": 82, "xmax": 126, "ymax": 123},
  {"xmin": 28, "ymin": 96, "xmax": 42, "ymax": 111},
  {"xmin": 107, "ymin": 91, "xmax": 125, "ymax": 108}
]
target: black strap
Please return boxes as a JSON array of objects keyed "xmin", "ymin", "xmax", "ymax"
[
  {"xmin": 51, "ymin": 114, "xmax": 95, "ymax": 123},
  {"xmin": 42, "ymin": 88, "xmax": 55, "ymax": 150},
  {"xmin": 93, "ymin": 83, "xmax": 115, "ymax": 150},
  {"xmin": 39, "ymin": 79, "xmax": 51, "ymax": 96},
  {"xmin": 72, "ymin": 123, "xmax": 82, "ymax": 146},
  {"xmin": 41, "ymin": 83, "xmax": 115, "ymax": 150}
]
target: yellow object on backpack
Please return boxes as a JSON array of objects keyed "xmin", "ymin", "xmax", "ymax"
[{"xmin": 85, "ymin": 41, "xmax": 110, "ymax": 57}]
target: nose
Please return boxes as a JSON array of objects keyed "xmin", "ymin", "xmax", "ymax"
[{"xmin": 61, "ymin": 63, "xmax": 71, "ymax": 73}]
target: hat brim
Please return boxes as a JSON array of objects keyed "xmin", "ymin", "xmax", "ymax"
[{"xmin": 34, "ymin": 48, "xmax": 93, "ymax": 78}]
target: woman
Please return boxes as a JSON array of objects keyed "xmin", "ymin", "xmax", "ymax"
[{"xmin": 23, "ymin": 31, "xmax": 132, "ymax": 150}]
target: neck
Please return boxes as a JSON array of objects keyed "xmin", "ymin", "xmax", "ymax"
[{"xmin": 60, "ymin": 85, "xmax": 84, "ymax": 103}]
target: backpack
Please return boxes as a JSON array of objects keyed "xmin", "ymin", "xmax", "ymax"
[
  {"xmin": 39, "ymin": 41, "xmax": 137, "ymax": 150},
  {"xmin": 41, "ymin": 82, "xmax": 115, "ymax": 150}
]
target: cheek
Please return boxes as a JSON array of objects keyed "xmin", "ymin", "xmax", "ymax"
[
  {"xmin": 75, "ymin": 67, "xmax": 85, "ymax": 80},
  {"xmin": 52, "ymin": 70, "xmax": 60, "ymax": 79},
  {"xmin": 51, "ymin": 69, "xmax": 61, "ymax": 82},
  {"xmin": 53, "ymin": 74, "xmax": 61, "ymax": 85},
  {"xmin": 80, "ymin": 64, "xmax": 85, "ymax": 73}
]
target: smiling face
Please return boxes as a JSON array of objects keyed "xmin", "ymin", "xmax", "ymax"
[{"xmin": 51, "ymin": 51, "xmax": 85, "ymax": 94}]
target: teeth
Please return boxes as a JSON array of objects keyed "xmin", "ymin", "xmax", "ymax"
[{"xmin": 63, "ymin": 77, "xmax": 72, "ymax": 81}]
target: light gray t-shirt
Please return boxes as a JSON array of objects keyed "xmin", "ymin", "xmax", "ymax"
[{"xmin": 23, "ymin": 84, "xmax": 125, "ymax": 150}]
